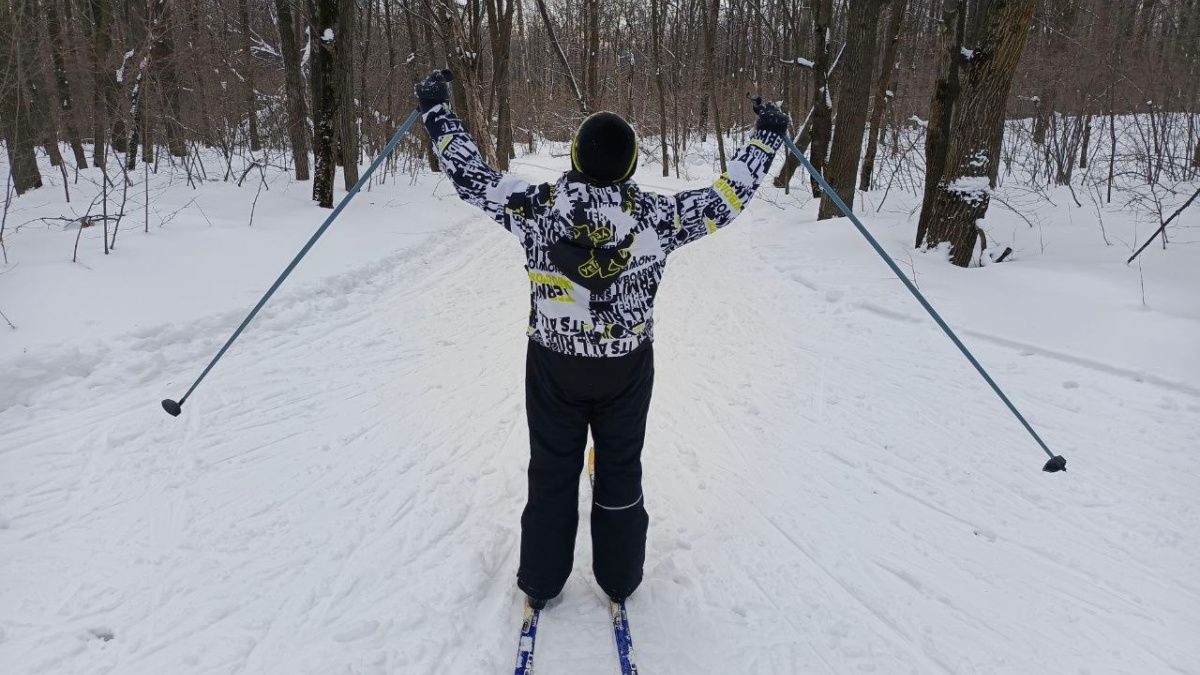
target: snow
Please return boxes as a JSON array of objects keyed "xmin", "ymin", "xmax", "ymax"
[
  {"xmin": 115, "ymin": 49, "xmax": 135, "ymax": 84},
  {"xmin": 946, "ymin": 175, "xmax": 992, "ymax": 204},
  {"xmin": 321, "ymin": 28, "xmax": 334, "ymax": 42},
  {"xmin": 961, "ymin": 46, "xmax": 975, "ymax": 59},
  {"xmin": 1, "ymin": 135, "xmax": 1198, "ymax": 675}
]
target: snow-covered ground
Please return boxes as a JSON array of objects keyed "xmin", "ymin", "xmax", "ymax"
[{"xmin": 1, "ymin": 135, "xmax": 1198, "ymax": 675}]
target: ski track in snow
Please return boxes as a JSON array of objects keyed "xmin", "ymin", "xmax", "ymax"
[{"xmin": 2, "ymin": 165, "xmax": 1199, "ymax": 674}]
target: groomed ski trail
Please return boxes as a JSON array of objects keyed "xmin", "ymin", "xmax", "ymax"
[{"xmin": 2, "ymin": 160, "xmax": 1198, "ymax": 675}]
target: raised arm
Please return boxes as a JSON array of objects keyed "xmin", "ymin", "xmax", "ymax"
[
  {"xmin": 415, "ymin": 70, "xmax": 547, "ymax": 234},
  {"xmin": 645, "ymin": 98, "xmax": 790, "ymax": 256}
]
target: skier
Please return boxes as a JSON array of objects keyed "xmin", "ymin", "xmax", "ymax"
[{"xmin": 415, "ymin": 70, "xmax": 789, "ymax": 609}]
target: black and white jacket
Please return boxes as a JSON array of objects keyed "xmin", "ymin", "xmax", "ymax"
[{"xmin": 423, "ymin": 104, "xmax": 782, "ymax": 358}]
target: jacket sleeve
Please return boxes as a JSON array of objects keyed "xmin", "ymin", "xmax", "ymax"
[
  {"xmin": 643, "ymin": 129, "xmax": 783, "ymax": 256},
  {"xmin": 422, "ymin": 103, "xmax": 548, "ymax": 236}
]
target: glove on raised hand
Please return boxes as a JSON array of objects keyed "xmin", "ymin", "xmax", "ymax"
[
  {"xmin": 415, "ymin": 69, "xmax": 455, "ymax": 113},
  {"xmin": 750, "ymin": 96, "xmax": 790, "ymax": 135}
]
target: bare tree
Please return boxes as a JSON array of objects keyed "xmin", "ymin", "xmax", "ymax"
[
  {"xmin": 918, "ymin": 0, "xmax": 1038, "ymax": 267},
  {"xmin": 703, "ymin": 0, "xmax": 727, "ymax": 171},
  {"xmin": 652, "ymin": 0, "xmax": 669, "ymax": 177},
  {"xmin": 337, "ymin": 0, "xmax": 358, "ymax": 187},
  {"xmin": 485, "ymin": 0, "xmax": 517, "ymax": 169},
  {"xmin": 1, "ymin": 1, "xmax": 41, "ymax": 194},
  {"xmin": 16, "ymin": 0, "xmax": 66, "ymax": 168},
  {"xmin": 45, "ymin": 0, "xmax": 90, "ymax": 169},
  {"xmin": 311, "ymin": 0, "xmax": 339, "ymax": 208},
  {"xmin": 238, "ymin": 0, "xmax": 262, "ymax": 152},
  {"xmin": 915, "ymin": 0, "xmax": 966, "ymax": 248},
  {"xmin": 775, "ymin": 0, "xmax": 834, "ymax": 195},
  {"xmin": 859, "ymin": 0, "xmax": 907, "ymax": 190},
  {"xmin": 276, "ymin": 0, "xmax": 311, "ymax": 180},
  {"xmin": 533, "ymin": 0, "xmax": 587, "ymax": 115},
  {"xmin": 817, "ymin": 0, "xmax": 886, "ymax": 220}
]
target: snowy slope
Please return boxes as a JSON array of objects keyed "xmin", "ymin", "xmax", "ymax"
[{"xmin": 2, "ymin": 144, "xmax": 1199, "ymax": 675}]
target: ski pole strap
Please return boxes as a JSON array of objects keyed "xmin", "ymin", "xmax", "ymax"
[
  {"xmin": 176, "ymin": 109, "xmax": 423, "ymax": 407},
  {"xmin": 780, "ymin": 136, "xmax": 1065, "ymax": 472}
]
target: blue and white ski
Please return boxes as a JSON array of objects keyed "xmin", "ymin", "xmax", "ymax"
[
  {"xmin": 608, "ymin": 598, "xmax": 640, "ymax": 674},
  {"xmin": 513, "ymin": 599, "xmax": 540, "ymax": 675},
  {"xmin": 589, "ymin": 446, "xmax": 641, "ymax": 675}
]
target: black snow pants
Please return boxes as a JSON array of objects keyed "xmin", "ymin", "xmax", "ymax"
[{"xmin": 517, "ymin": 339, "xmax": 653, "ymax": 602}]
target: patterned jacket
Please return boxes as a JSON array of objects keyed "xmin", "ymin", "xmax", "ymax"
[{"xmin": 423, "ymin": 104, "xmax": 782, "ymax": 358}]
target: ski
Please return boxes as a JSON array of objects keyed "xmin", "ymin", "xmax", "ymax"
[
  {"xmin": 513, "ymin": 598, "xmax": 541, "ymax": 675},
  {"xmin": 608, "ymin": 598, "xmax": 640, "ymax": 674},
  {"xmin": 589, "ymin": 446, "xmax": 641, "ymax": 675}
]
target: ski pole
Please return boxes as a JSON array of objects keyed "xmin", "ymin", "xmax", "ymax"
[
  {"xmin": 779, "ymin": 134, "xmax": 1067, "ymax": 473},
  {"xmin": 162, "ymin": 109, "xmax": 424, "ymax": 418}
]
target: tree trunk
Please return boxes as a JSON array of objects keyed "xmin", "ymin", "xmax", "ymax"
[
  {"xmin": 859, "ymin": 0, "xmax": 906, "ymax": 191},
  {"xmin": 45, "ymin": 0, "xmax": 89, "ymax": 169},
  {"xmin": 123, "ymin": 0, "xmax": 171, "ymax": 171},
  {"xmin": 807, "ymin": 0, "xmax": 834, "ymax": 197},
  {"xmin": 774, "ymin": 21, "xmax": 849, "ymax": 191},
  {"xmin": 16, "ymin": 0, "xmax": 66, "ymax": 168},
  {"xmin": 1032, "ymin": 93, "xmax": 1052, "ymax": 146},
  {"xmin": 87, "ymin": 0, "xmax": 117, "ymax": 168},
  {"xmin": 585, "ymin": 0, "xmax": 599, "ymax": 109},
  {"xmin": 817, "ymin": 0, "xmax": 885, "ymax": 220},
  {"xmin": 337, "ymin": 0, "xmax": 358, "ymax": 188},
  {"xmin": 153, "ymin": 0, "xmax": 187, "ymax": 158},
  {"xmin": 653, "ymin": 0, "xmax": 668, "ymax": 177},
  {"xmin": 704, "ymin": 0, "xmax": 726, "ymax": 172},
  {"xmin": 485, "ymin": 0, "xmax": 516, "ymax": 170},
  {"xmin": 110, "ymin": 33, "xmax": 132, "ymax": 154},
  {"xmin": 124, "ymin": 53, "xmax": 151, "ymax": 170},
  {"xmin": 917, "ymin": 0, "xmax": 1037, "ymax": 267},
  {"xmin": 1079, "ymin": 113, "xmax": 1092, "ymax": 170},
  {"xmin": 312, "ymin": 0, "xmax": 339, "ymax": 208},
  {"xmin": 915, "ymin": 1, "xmax": 965, "ymax": 248},
  {"xmin": 276, "ymin": 0, "xmax": 311, "ymax": 179},
  {"xmin": 239, "ymin": 0, "xmax": 262, "ymax": 152},
  {"xmin": 0, "ymin": 0, "xmax": 43, "ymax": 193}
]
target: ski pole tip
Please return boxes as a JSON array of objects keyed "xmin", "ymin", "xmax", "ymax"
[
  {"xmin": 1042, "ymin": 455, "xmax": 1067, "ymax": 473},
  {"xmin": 162, "ymin": 399, "xmax": 183, "ymax": 417}
]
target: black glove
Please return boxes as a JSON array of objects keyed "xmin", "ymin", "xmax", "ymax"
[
  {"xmin": 750, "ymin": 96, "xmax": 790, "ymax": 135},
  {"xmin": 415, "ymin": 69, "xmax": 455, "ymax": 113}
]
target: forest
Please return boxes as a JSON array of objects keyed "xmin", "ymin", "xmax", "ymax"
[
  {"xmin": 3, "ymin": 3, "xmax": 1200, "ymax": 674},
  {"xmin": 2, "ymin": 0, "xmax": 1199, "ymax": 266}
]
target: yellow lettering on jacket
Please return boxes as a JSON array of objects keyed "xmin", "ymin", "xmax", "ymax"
[
  {"xmin": 713, "ymin": 174, "xmax": 744, "ymax": 212},
  {"xmin": 528, "ymin": 270, "xmax": 574, "ymax": 290}
]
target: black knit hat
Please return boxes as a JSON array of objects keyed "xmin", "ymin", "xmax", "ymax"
[{"xmin": 571, "ymin": 112, "xmax": 638, "ymax": 185}]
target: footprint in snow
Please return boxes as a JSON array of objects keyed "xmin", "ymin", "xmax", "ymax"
[
  {"xmin": 972, "ymin": 528, "xmax": 997, "ymax": 543},
  {"xmin": 333, "ymin": 619, "xmax": 380, "ymax": 642}
]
